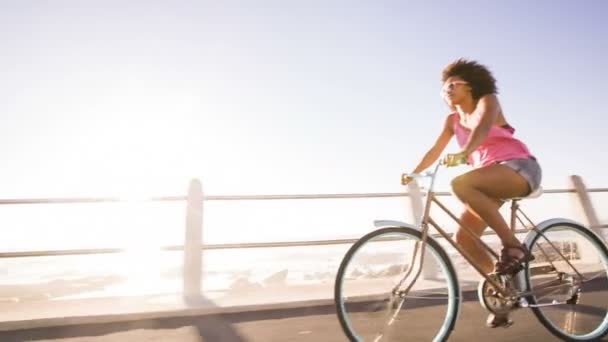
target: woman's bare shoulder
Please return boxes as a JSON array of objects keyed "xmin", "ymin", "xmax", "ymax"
[
  {"xmin": 478, "ymin": 94, "xmax": 508, "ymax": 125},
  {"xmin": 444, "ymin": 112, "xmax": 458, "ymax": 131}
]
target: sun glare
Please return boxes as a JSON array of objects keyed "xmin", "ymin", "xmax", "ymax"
[{"xmin": 60, "ymin": 83, "xmax": 210, "ymax": 199}]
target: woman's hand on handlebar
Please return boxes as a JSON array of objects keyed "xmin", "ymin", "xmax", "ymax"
[{"xmin": 401, "ymin": 173, "xmax": 414, "ymax": 186}]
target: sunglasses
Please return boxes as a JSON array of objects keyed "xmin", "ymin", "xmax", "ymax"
[{"xmin": 440, "ymin": 81, "xmax": 469, "ymax": 95}]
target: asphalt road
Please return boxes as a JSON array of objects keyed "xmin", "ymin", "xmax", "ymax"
[{"xmin": 3, "ymin": 293, "xmax": 600, "ymax": 342}]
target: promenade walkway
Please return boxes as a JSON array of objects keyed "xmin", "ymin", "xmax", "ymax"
[
  {"xmin": 0, "ymin": 290, "xmax": 570, "ymax": 341},
  {"xmin": 1, "ymin": 263, "xmax": 605, "ymax": 341}
]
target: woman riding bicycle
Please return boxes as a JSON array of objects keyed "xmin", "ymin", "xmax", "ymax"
[{"xmin": 401, "ymin": 58, "xmax": 542, "ymax": 327}]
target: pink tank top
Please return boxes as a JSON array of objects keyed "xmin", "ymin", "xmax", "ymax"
[{"xmin": 451, "ymin": 112, "xmax": 533, "ymax": 168}]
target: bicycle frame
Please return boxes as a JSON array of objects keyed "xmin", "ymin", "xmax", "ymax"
[{"xmin": 408, "ymin": 162, "xmax": 584, "ymax": 299}]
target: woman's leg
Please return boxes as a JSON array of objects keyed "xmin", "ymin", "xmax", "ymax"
[
  {"xmin": 455, "ymin": 207, "xmax": 501, "ymax": 274},
  {"xmin": 450, "ymin": 164, "xmax": 530, "ymax": 252},
  {"xmin": 451, "ymin": 164, "xmax": 529, "ymax": 327}
]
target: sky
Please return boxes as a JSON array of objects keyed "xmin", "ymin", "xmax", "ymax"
[{"xmin": 1, "ymin": 0, "xmax": 607, "ymax": 200}]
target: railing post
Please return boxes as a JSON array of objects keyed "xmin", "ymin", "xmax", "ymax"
[
  {"xmin": 184, "ymin": 179, "xmax": 203, "ymax": 300},
  {"xmin": 409, "ymin": 182, "xmax": 439, "ymax": 279},
  {"xmin": 570, "ymin": 175, "xmax": 605, "ymax": 241}
]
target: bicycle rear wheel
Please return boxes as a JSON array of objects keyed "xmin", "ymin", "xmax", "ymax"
[
  {"xmin": 523, "ymin": 220, "xmax": 608, "ymax": 341},
  {"xmin": 334, "ymin": 227, "xmax": 460, "ymax": 342}
]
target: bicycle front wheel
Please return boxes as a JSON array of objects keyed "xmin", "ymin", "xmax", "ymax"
[
  {"xmin": 523, "ymin": 220, "xmax": 608, "ymax": 341},
  {"xmin": 334, "ymin": 227, "xmax": 460, "ymax": 342}
]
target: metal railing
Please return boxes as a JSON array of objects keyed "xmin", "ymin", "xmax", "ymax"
[
  {"xmin": 1, "ymin": 187, "xmax": 607, "ymax": 259},
  {"xmin": 0, "ymin": 177, "xmax": 606, "ymax": 297}
]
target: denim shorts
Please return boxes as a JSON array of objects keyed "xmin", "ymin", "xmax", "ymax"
[{"xmin": 499, "ymin": 158, "xmax": 542, "ymax": 192}]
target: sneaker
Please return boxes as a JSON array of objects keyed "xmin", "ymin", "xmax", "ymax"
[{"xmin": 486, "ymin": 313, "xmax": 513, "ymax": 328}]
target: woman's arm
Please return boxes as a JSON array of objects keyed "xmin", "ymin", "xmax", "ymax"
[
  {"xmin": 461, "ymin": 94, "xmax": 500, "ymax": 155},
  {"xmin": 409, "ymin": 114, "xmax": 454, "ymax": 174}
]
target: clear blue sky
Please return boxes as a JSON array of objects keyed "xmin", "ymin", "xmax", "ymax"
[{"xmin": 1, "ymin": 1, "xmax": 607, "ymax": 198}]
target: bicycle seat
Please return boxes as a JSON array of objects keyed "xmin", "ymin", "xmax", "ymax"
[{"xmin": 508, "ymin": 186, "xmax": 543, "ymax": 201}]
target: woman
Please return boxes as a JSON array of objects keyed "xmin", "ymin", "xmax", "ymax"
[{"xmin": 401, "ymin": 59, "xmax": 542, "ymax": 327}]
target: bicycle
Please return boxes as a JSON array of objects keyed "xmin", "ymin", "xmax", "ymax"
[{"xmin": 334, "ymin": 160, "xmax": 608, "ymax": 341}]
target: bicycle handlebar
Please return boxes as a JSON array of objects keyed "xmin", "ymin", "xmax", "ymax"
[
  {"xmin": 403, "ymin": 154, "xmax": 466, "ymax": 180},
  {"xmin": 402, "ymin": 155, "xmax": 465, "ymax": 192}
]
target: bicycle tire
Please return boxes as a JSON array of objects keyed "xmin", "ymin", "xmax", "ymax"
[
  {"xmin": 334, "ymin": 226, "xmax": 461, "ymax": 342},
  {"xmin": 522, "ymin": 219, "xmax": 608, "ymax": 341}
]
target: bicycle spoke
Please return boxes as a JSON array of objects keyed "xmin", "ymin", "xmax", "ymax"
[
  {"xmin": 524, "ymin": 221, "xmax": 608, "ymax": 340},
  {"xmin": 335, "ymin": 227, "xmax": 460, "ymax": 341},
  {"xmin": 565, "ymin": 308, "xmax": 577, "ymax": 335}
]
